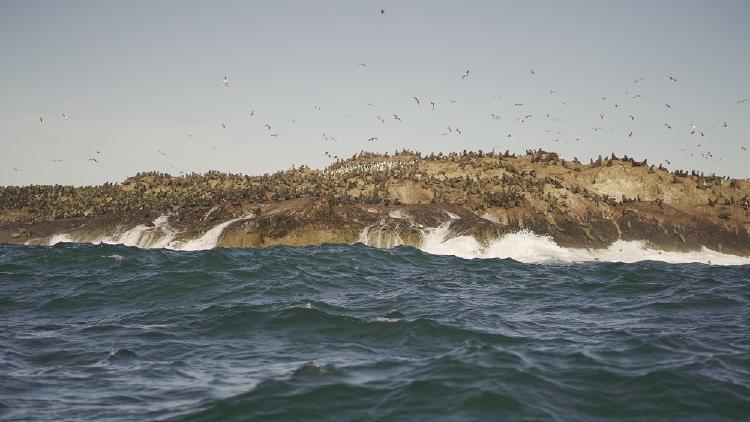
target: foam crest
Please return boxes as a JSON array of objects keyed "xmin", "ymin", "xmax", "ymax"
[
  {"xmin": 169, "ymin": 216, "xmax": 251, "ymax": 251},
  {"xmin": 47, "ymin": 233, "xmax": 74, "ymax": 246},
  {"xmin": 101, "ymin": 216, "xmax": 177, "ymax": 249},
  {"xmin": 358, "ymin": 225, "xmax": 404, "ymax": 249},
  {"xmin": 418, "ymin": 227, "xmax": 750, "ymax": 265}
]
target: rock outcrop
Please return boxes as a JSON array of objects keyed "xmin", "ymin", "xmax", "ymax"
[{"xmin": 2, "ymin": 150, "xmax": 750, "ymax": 255}]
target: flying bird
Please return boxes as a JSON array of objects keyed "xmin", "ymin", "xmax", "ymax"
[
  {"xmin": 665, "ymin": 123, "xmax": 672, "ymax": 129},
  {"xmin": 513, "ymin": 103, "xmax": 523, "ymax": 107},
  {"xmin": 358, "ymin": 63, "xmax": 367, "ymax": 67},
  {"xmin": 490, "ymin": 113, "xmax": 502, "ymax": 119},
  {"xmin": 669, "ymin": 75, "xmax": 678, "ymax": 83},
  {"xmin": 377, "ymin": 115, "xmax": 385, "ymax": 124},
  {"xmin": 413, "ymin": 97, "xmax": 420, "ymax": 106},
  {"xmin": 265, "ymin": 124, "xmax": 271, "ymax": 131},
  {"xmin": 223, "ymin": 76, "xmax": 229, "ymax": 87},
  {"xmin": 89, "ymin": 158, "xmax": 98, "ymax": 163},
  {"xmin": 461, "ymin": 69, "xmax": 470, "ymax": 79},
  {"xmin": 379, "ymin": 9, "xmax": 385, "ymax": 14},
  {"xmin": 47, "ymin": 158, "xmax": 63, "ymax": 162},
  {"xmin": 665, "ymin": 103, "xmax": 671, "ymax": 108},
  {"xmin": 12, "ymin": 167, "xmax": 20, "ymax": 172},
  {"xmin": 368, "ymin": 136, "xmax": 378, "ymax": 142},
  {"xmin": 723, "ymin": 121, "xmax": 728, "ymax": 127},
  {"xmin": 430, "ymin": 101, "xmax": 435, "ymax": 110},
  {"xmin": 157, "ymin": 149, "xmax": 167, "ymax": 156},
  {"xmin": 250, "ymin": 110, "xmax": 255, "ymax": 118},
  {"xmin": 634, "ymin": 76, "xmax": 645, "ymax": 83},
  {"xmin": 628, "ymin": 115, "xmax": 635, "ymax": 120},
  {"xmin": 738, "ymin": 98, "xmax": 749, "ymax": 104},
  {"xmin": 393, "ymin": 114, "xmax": 401, "ymax": 121},
  {"xmin": 270, "ymin": 133, "xmax": 279, "ymax": 138},
  {"xmin": 222, "ymin": 123, "xmax": 226, "ymax": 129},
  {"xmin": 62, "ymin": 113, "xmax": 69, "ymax": 119},
  {"xmin": 529, "ymin": 69, "xmax": 535, "ymax": 75},
  {"xmin": 628, "ymin": 131, "xmax": 633, "ymax": 138},
  {"xmin": 39, "ymin": 116, "xmax": 43, "ymax": 123}
]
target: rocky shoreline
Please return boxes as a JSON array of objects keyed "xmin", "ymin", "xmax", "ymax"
[{"xmin": 2, "ymin": 150, "xmax": 750, "ymax": 256}]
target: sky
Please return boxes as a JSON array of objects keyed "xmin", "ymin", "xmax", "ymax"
[{"xmin": 1, "ymin": 0, "xmax": 749, "ymax": 186}]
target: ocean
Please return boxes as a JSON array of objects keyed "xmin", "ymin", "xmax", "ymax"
[{"xmin": 1, "ymin": 241, "xmax": 749, "ymax": 421}]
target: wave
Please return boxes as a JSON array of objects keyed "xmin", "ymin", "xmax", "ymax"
[
  {"xmin": 428, "ymin": 225, "xmax": 750, "ymax": 265},
  {"xmin": 364, "ymin": 223, "xmax": 750, "ymax": 266},
  {"xmin": 44, "ymin": 215, "xmax": 252, "ymax": 251},
  {"xmin": 39, "ymin": 214, "xmax": 750, "ymax": 265}
]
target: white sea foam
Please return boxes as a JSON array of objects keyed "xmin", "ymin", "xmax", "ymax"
[
  {"xmin": 100, "ymin": 215, "xmax": 177, "ymax": 249},
  {"xmin": 45, "ymin": 215, "xmax": 251, "ymax": 251},
  {"xmin": 48, "ymin": 233, "xmax": 74, "ymax": 246},
  {"xmin": 417, "ymin": 225, "xmax": 750, "ymax": 265},
  {"xmin": 169, "ymin": 216, "xmax": 252, "ymax": 251},
  {"xmin": 358, "ymin": 224, "xmax": 404, "ymax": 249}
]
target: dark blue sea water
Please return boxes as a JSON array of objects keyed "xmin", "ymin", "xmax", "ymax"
[{"xmin": 1, "ymin": 242, "xmax": 749, "ymax": 421}]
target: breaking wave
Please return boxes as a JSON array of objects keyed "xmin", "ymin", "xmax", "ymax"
[
  {"xmin": 41, "ymin": 215, "xmax": 750, "ymax": 265},
  {"xmin": 416, "ymin": 224, "xmax": 750, "ymax": 265},
  {"xmin": 44, "ymin": 215, "xmax": 252, "ymax": 251}
]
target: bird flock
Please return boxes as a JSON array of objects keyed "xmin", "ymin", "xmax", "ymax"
[{"xmin": 23, "ymin": 7, "xmax": 749, "ymax": 178}]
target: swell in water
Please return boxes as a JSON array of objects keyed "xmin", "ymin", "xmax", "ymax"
[
  {"xmin": 359, "ymin": 222, "xmax": 750, "ymax": 266},
  {"xmin": 45, "ymin": 216, "xmax": 252, "ymax": 251},
  {"xmin": 42, "ymin": 214, "xmax": 750, "ymax": 265}
]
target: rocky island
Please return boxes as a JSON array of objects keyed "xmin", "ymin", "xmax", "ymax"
[{"xmin": 2, "ymin": 149, "xmax": 750, "ymax": 257}]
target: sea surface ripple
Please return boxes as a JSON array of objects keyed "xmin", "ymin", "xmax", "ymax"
[{"xmin": 1, "ymin": 242, "xmax": 749, "ymax": 421}]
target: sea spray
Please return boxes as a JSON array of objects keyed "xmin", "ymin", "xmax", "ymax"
[
  {"xmin": 170, "ymin": 216, "xmax": 252, "ymax": 251},
  {"xmin": 417, "ymin": 226, "xmax": 750, "ymax": 265},
  {"xmin": 100, "ymin": 215, "xmax": 177, "ymax": 248},
  {"xmin": 358, "ymin": 224, "xmax": 404, "ymax": 249}
]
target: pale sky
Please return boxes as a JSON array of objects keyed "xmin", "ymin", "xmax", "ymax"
[{"xmin": 1, "ymin": 0, "xmax": 749, "ymax": 186}]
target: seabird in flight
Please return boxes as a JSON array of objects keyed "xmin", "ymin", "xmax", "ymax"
[
  {"xmin": 669, "ymin": 75, "xmax": 678, "ymax": 83},
  {"xmin": 223, "ymin": 76, "xmax": 229, "ymax": 87},
  {"xmin": 62, "ymin": 113, "xmax": 69, "ymax": 119},
  {"xmin": 376, "ymin": 115, "xmax": 385, "ymax": 124},
  {"xmin": 368, "ymin": 137, "xmax": 378, "ymax": 142},
  {"xmin": 89, "ymin": 158, "xmax": 98, "ymax": 163},
  {"xmin": 665, "ymin": 123, "xmax": 672, "ymax": 129},
  {"xmin": 738, "ymin": 98, "xmax": 749, "ymax": 104},
  {"xmin": 393, "ymin": 114, "xmax": 401, "ymax": 121},
  {"xmin": 461, "ymin": 69, "xmax": 470, "ymax": 79},
  {"xmin": 413, "ymin": 97, "xmax": 420, "ymax": 106},
  {"xmin": 379, "ymin": 9, "xmax": 385, "ymax": 14},
  {"xmin": 634, "ymin": 76, "xmax": 645, "ymax": 83},
  {"xmin": 265, "ymin": 124, "xmax": 271, "ymax": 131}
]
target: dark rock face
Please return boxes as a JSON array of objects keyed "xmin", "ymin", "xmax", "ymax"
[{"xmin": 2, "ymin": 150, "xmax": 750, "ymax": 255}]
